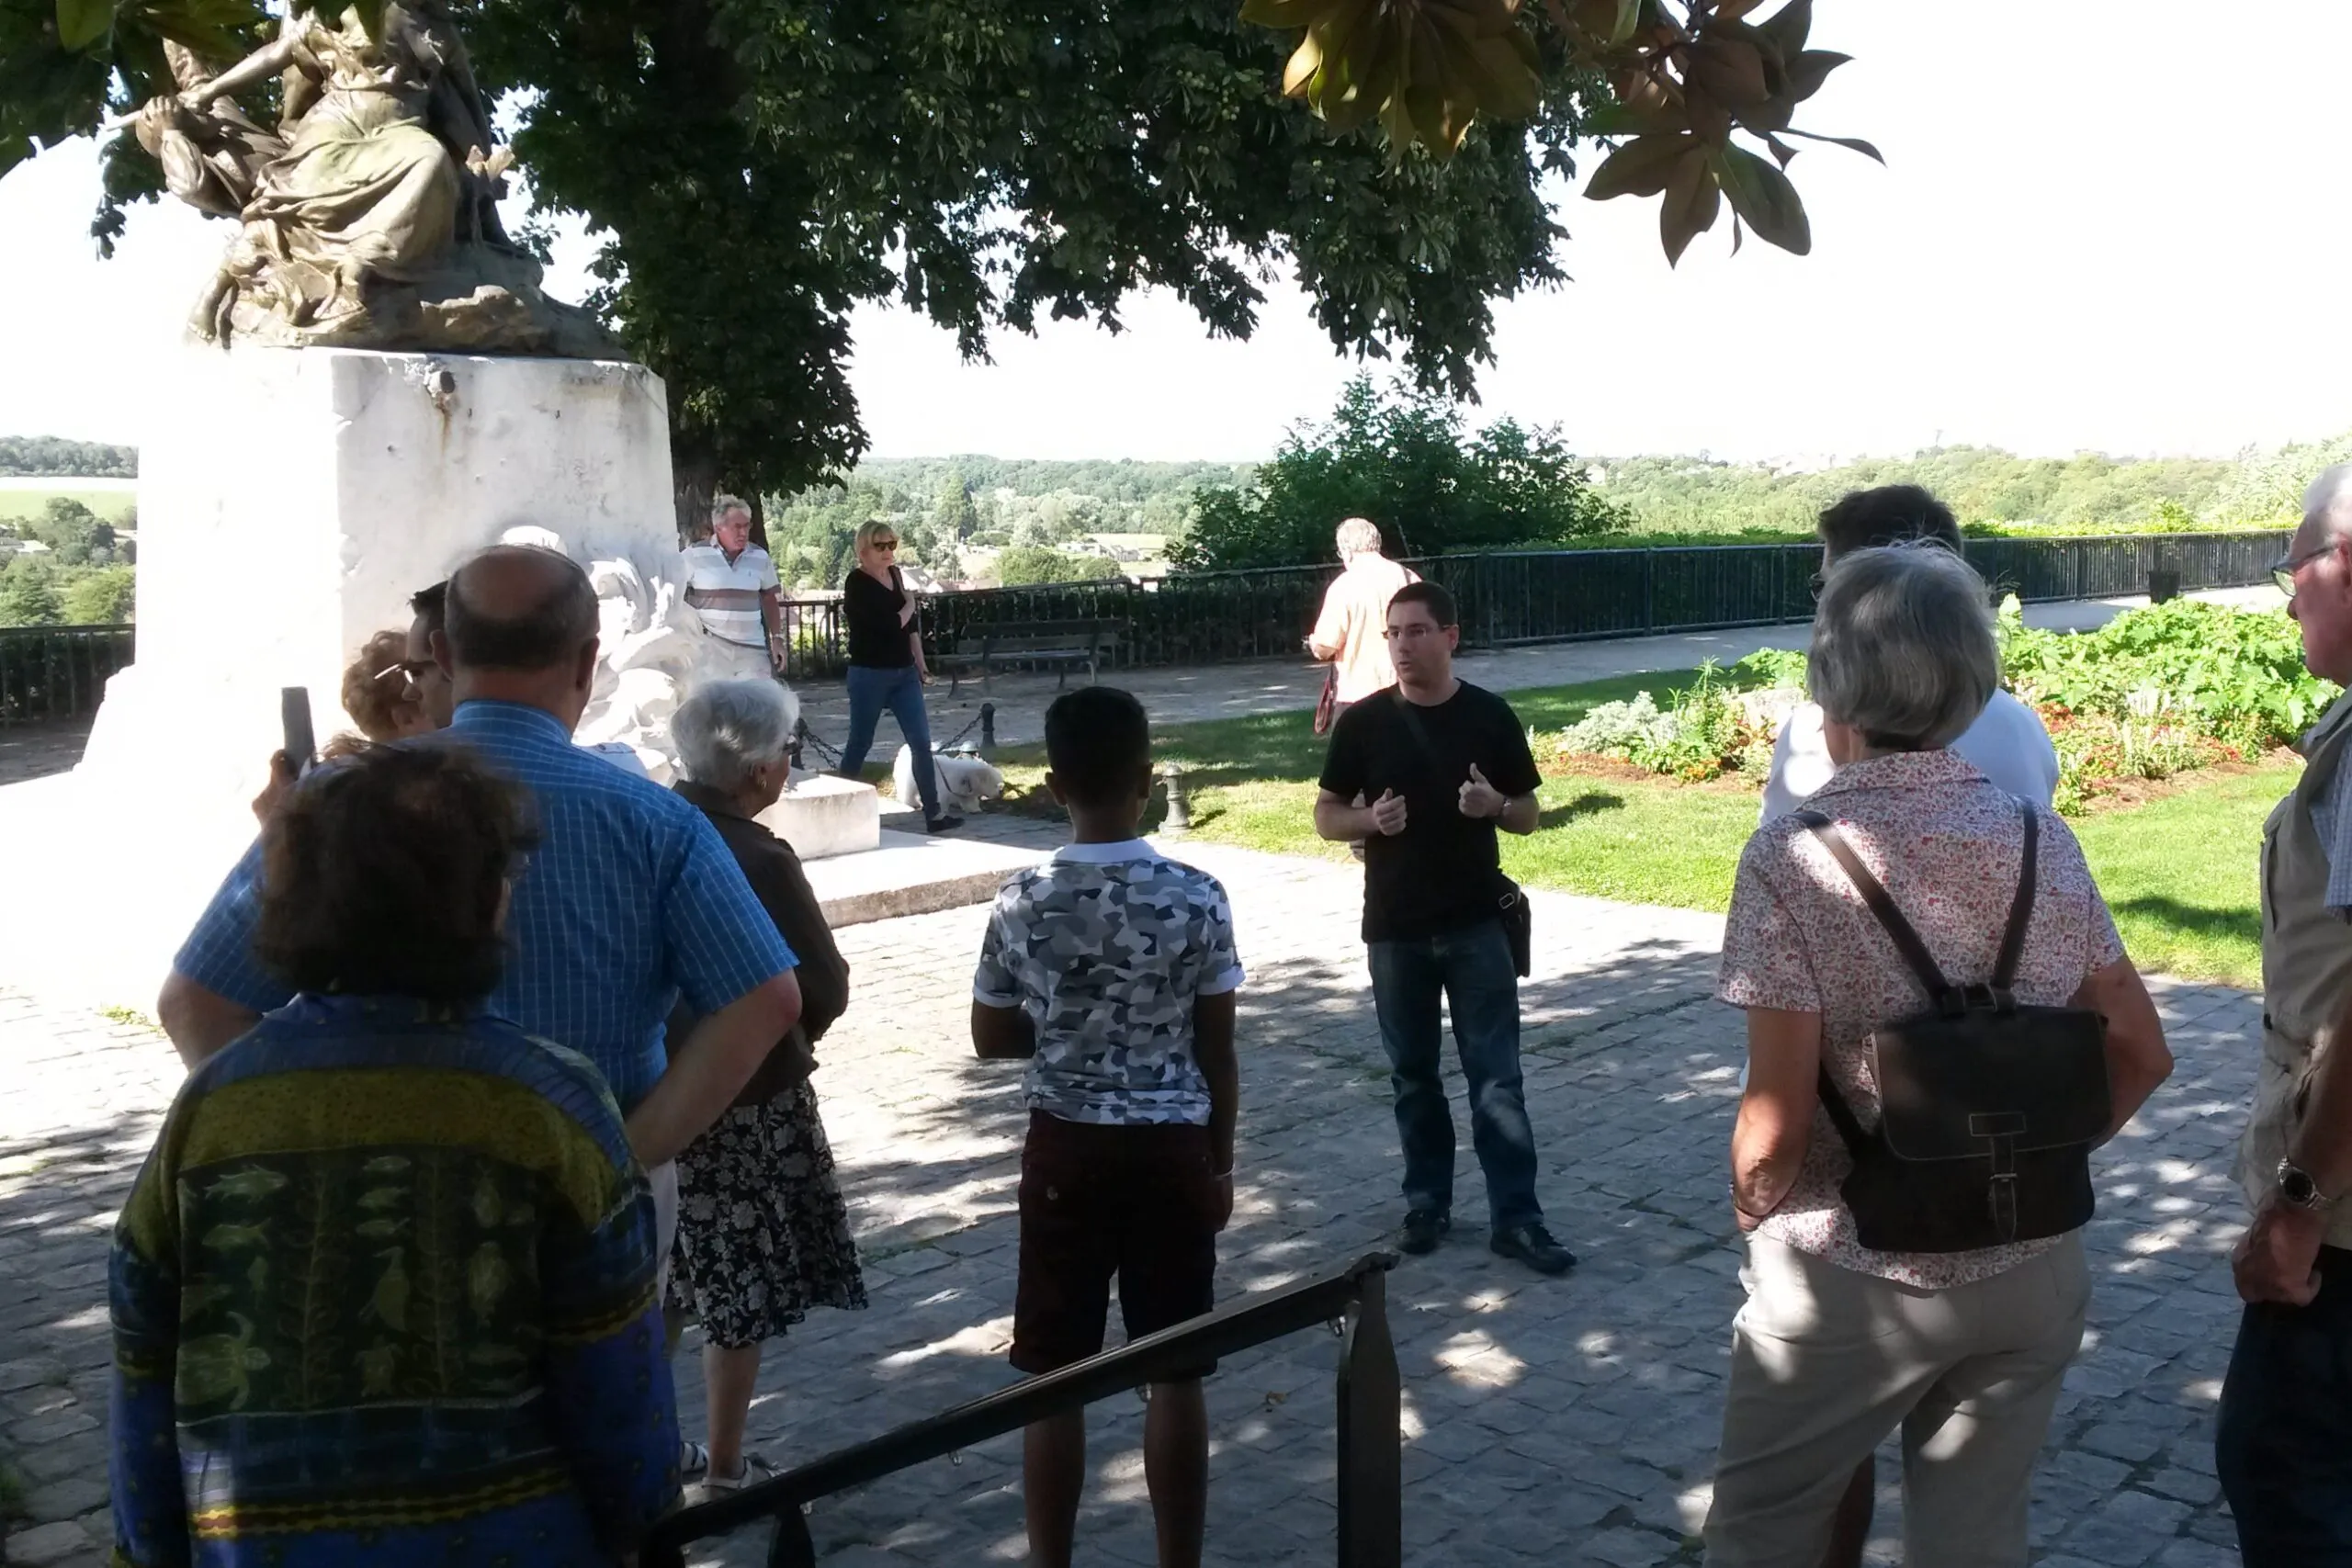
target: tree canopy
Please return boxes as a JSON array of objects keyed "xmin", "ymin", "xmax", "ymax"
[
  {"xmin": 9, "ymin": 0, "xmax": 1870, "ymax": 519},
  {"xmin": 1174, "ymin": 374, "xmax": 1624, "ymax": 570}
]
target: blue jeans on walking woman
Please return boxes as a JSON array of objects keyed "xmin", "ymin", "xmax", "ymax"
[
  {"xmin": 839, "ymin": 663, "xmax": 943, "ymax": 820},
  {"xmin": 1367, "ymin": 918, "xmax": 1543, "ymax": 1233}
]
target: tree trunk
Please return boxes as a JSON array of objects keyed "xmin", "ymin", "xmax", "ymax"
[{"xmin": 672, "ymin": 437, "xmax": 768, "ymax": 550}]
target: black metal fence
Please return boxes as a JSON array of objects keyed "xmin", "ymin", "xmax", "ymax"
[
  {"xmin": 0, "ymin": 624, "xmax": 134, "ymax": 728},
  {"xmin": 777, "ymin": 532, "xmax": 2289, "ymax": 681},
  {"xmin": 641, "ymin": 1252, "xmax": 1401, "ymax": 1568}
]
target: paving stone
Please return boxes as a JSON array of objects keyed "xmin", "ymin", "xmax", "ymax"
[
  {"xmin": 3, "ymin": 1520, "xmax": 91, "ymax": 1566},
  {"xmin": 0, "ymin": 834, "xmax": 2264, "ymax": 1567}
]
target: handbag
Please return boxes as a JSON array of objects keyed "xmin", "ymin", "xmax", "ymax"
[
  {"xmin": 1313, "ymin": 665, "xmax": 1339, "ymax": 737},
  {"xmin": 1390, "ymin": 692, "xmax": 1532, "ymax": 978},
  {"xmin": 1791, "ymin": 802, "xmax": 2112, "ymax": 1253}
]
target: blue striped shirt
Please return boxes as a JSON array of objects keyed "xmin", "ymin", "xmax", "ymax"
[{"xmin": 173, "ymin": 701, "xmax": 795, "ymax": 1109}]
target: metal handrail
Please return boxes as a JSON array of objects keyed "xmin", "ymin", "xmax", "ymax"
[{"xmin": 640, "ymin": 1250, "xmax": 1401, "ymax": 1568}]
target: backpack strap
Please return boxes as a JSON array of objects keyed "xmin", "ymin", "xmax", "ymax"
[
  {"xmin": 1791, "ymin": 809, "xmax": 1957, "ymax": 1006},
  {"xmin": 1990, "ymin": 801, "xmax": 2040, "ymax": 1001}
]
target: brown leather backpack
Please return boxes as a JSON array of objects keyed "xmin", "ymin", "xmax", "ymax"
[{"xmin": 1792, "ymin": 802, "xmax": 2112, "ymax": 1254}]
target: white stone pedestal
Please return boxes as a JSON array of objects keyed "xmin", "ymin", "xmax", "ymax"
[
  {"xmin": 81, "ymin": 345, "xmax": 682, "ymax": 807},
  {"xmin": 758, "ymin": 772, "xmax": 882, "ymax": 861}
]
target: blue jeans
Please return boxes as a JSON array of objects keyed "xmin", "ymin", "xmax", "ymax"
[
  {"xmin": 839, "ymin": 664, "xmax": 942, "ymax": 820},
  {"xmin": 2219, "ymin": 1247, "xmax": 2352, "ymax": 1565},
  {"xmin": 1366, "ymin": 918, "xmax": 1542, "ymax": 1232}
]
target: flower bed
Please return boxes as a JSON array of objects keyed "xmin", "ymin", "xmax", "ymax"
[{"xmin": 1552, "ymin": 600, "xmax": 2336, "ymax": 814}]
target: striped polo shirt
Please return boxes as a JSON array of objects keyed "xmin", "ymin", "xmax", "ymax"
[{"xmin": 680, "ymin": 542, "xmax": 777, "ymax": 649}]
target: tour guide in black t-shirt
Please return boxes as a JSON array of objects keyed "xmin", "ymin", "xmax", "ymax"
[{"xmin": 1315, "ymin": 581, "xmax": 1574, "ymax": 1277}]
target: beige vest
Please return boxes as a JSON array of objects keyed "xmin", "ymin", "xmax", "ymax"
[{"xmin": 2244, "ymin": 692, "xmax": 2352, "ymax": 1246}]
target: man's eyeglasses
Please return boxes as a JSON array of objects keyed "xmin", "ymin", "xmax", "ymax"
[{"xmin": 2272, "ymin": 543, "xmax": 2336, "ymax": 599}]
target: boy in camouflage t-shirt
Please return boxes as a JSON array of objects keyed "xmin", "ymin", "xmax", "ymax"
[{"xmin": 971, "ymin": 686, "xmax": 1243, "ymax": 1568}]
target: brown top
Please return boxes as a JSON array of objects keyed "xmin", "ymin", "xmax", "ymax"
[{"xmin": 668, "ymin": 780, "xmax": 852, "ymax": 1107}]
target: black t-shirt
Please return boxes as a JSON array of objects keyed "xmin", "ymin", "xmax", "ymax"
[
  {"xmin": 1318, "ymin": 681, "xmax": 1543, "ymax": 943},
  {"xmin": 843, "ymin": 568, "xmax": 914, "ymax": 668}
]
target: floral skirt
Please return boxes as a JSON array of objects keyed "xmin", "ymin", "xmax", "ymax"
[{"xmin": 666, "ymin": 1078, "xmax": 867, "ymax": 1348}]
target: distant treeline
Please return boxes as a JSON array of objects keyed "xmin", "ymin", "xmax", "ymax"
[
  {"xmin": 0, "ymin": 436, "xmax": 138, "ymax": 479},
  {"xmin": 1591, "ymin": 437, "xmax": 2352, "ymax": 536}
]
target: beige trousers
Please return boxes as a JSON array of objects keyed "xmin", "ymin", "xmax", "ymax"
[{"xmin": 1705, "ymin": 1233, "xmax": 2088, "ymax": 1568}]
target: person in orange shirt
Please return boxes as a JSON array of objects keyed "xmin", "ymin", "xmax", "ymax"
[{"xmin": 1307, "ymin": 517, "xmax": 1419, "ymax": 713}]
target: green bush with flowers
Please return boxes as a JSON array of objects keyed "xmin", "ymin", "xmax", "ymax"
[{"xmin": 1554, "ymin": 599, "xmax": 2335, "ymax": 814}]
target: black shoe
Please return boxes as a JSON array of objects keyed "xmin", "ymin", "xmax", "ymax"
[
  {"xmin": 1398, "ymin": 1209, "xmax": 1451, "ymax": 1256},
  {"xmin": 1491, "ymin": 1223, "xmax": 1577, "ymax": 1276},
  {"xmin": 926, "ymin": 815, "xmax": 964, "ymax": 834}
]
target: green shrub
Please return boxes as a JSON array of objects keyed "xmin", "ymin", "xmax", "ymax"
[{"xmin": 1555, "ymin": 602, "xmax": 2335, "ymax": 814}]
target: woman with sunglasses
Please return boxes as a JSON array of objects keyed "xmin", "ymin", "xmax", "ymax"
[{"xmin": 836, "ymin": 519, "xmax": 958, "ymax": 832}]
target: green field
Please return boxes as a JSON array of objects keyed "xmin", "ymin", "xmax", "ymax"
[
  {"xmin": 0, "ymin": 480, "xmax": 137, "ymax": 525},
  {"xmin": 985, "ymin": 668, "xmax": 2281, "ymax": 988}
]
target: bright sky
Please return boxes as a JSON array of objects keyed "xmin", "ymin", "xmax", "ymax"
[{"xmin": 3, "ymin": 2, "xmax": 2346, "ymax": 466}]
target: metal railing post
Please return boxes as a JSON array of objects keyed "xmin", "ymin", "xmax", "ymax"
[{"xmin": 1335, "ymin": 1268, "xmax": 1401, "ymax": 1568}]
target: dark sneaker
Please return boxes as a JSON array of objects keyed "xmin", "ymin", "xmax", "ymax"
[
  {"xmin": 926, "ymin": 815, "xmax": 965, "ymax": 834},
  {"xmin": 1491, "ymin": 1223, "xmax": 1577, "ymax": 1276},
  {"xmin": 1398, "ymin": 1209, "xmax": 1451, "ymax": 1256}
]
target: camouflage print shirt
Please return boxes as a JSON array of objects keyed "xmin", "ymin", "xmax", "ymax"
[{"xmin": 973, "ymin": 840, "xmax": 1245, "ymax": 1126}]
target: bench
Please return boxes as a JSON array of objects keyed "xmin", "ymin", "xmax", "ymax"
[{"xmin": 935, "ymin": 620, "xmax": 1122, "ymax": 695}]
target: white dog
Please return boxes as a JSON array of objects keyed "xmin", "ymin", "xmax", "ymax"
[{"xmin": 896, "ymin": 745, "xmax": 1004, "ymax": 817}]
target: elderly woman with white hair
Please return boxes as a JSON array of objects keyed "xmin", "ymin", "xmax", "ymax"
[
  {"xmin": 1307, "ymin": 516, "xmax": 1419, "ymax": 718},
  {"xmin": 1704, "ymin": 545, "xmax": 2173, "ymax": 1568},
  {"xmin": 664, "ymin": 678, "xmax": 864, "ymax": 1494}
]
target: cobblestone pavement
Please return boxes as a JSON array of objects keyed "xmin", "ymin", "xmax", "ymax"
[{"xmin": 2, "ymin": 834, "xmax": 2258, "ymax": 1567}]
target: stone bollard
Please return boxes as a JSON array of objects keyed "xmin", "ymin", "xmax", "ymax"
[
  {"xmin": 979, "ymin": 702, "xmax": 997, "ymax": 755},
  {"xmin": 789, "ymin": 716, "xmax": 808, "ymax": 771},
  {"xmin": 1161, "ymin": 762, "xmax": 1191, "ymax": 833}
]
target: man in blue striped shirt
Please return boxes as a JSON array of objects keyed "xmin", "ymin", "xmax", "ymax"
[{"xmin": 158, "ymin": 546, "xmax": 802, "ymax": 1175}]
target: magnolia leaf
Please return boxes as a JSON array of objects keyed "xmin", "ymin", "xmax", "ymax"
[
  {"xmin": 1659, "ymin": 146, "xmax": 1718, "ymax": 265},
  {"xmin": 1585, "ymin": 131, "xmax": 1694, "ymax": 200},
  {"xmin": 1713, "ymin": 141, "xmax": 1809, "ymax": 254},
  {"xmin": 1758, "ymin": 0, "xmax": 1811, "ymax": 58},
  {"xmin": 1782, "ymin": 48, "xmax": 1849, "ymax": 101},
  {"xmin": 1713, "ymin": 0, "xmax": 1768, "ymax": 18},
  {"xmin": 1688, "ymin": 35, "xmax": 1770, "ymax": 107},
  {"xmin": 1607, "ymin": 0, "xmax": 1641, "ymax": 45},
  {"xmin": 1781, "ymin": 127, "xmax": 1884, "ymax": 163},
  {"xmin": 56, "ymin": 0, "xmax": 115, "ymax": 51},
  {"xmin": 1731, "ymin": 212, "xmax": 1745, "ymax": 254},
  {"xmin": 1764, "ymin": 131, "xmax": 1795, "ymax": 168},
  {"xmin": 1282, "ymin": 28, "xmax": 1324, "ymax": 96}
]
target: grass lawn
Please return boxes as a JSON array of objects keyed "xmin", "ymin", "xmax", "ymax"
[
  {"xmin": 0, "ymin": 479, "xmax": 138, "ymax": 525},
  {"xmin": 985, "ymin": 663, "xmax": 2283, "ymax": 988}
]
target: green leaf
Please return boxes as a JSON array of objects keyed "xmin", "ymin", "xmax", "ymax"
[
  {"xmin": 1659, "ymin": 147, "xmax": 1719, "ymax": 265},
  {"xmin": 1584, "ymin": 131, "xmax": 1693, "ymax": 200},
  {"xmin": 1241, "ymin": 0, "xmax": 1334, "ymax": 28},
  {"xmin": 1781, "ymin": 127, "xmax": 1884, "ymax": 164},
  {"xmin": 1757, "ymin": 0, "xmax": 1811, "ymax": 59},
  {"xmin": 1712, "ymin": 142, "xmax": 1809, "ymax": 254},
  {"xmin": 1782, "ymin": 49, "xmax": 1849, "ymax": 102},
  {"xmin": 55, "ymin": 0, "xmax": 115, "ymax": 51},
  {"xmin": 1607, "ymin": 0, "xmax": 1641, "ymax": 45}
]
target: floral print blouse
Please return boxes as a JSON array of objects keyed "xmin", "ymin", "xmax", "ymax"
[{"xmin": 1717, "ymin": 749, "xmax": 2125, "ymax": 1289}]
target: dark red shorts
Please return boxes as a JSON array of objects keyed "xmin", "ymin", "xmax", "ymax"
[{"xmin": 1011, "ymin": 1111, "xmax": 1221, "ymax": 1378}]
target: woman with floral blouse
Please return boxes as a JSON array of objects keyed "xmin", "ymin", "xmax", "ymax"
[{"xmin": 1704, "ymin": 544, "xmax": 2175, "ymax": 1568}]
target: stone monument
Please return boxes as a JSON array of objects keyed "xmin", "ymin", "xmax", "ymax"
[{"xmin": 35, "ymin": 0, "xmax": 881, "ymax": 1010}]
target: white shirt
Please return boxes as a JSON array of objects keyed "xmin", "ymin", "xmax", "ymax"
[
  {"xmin": 1758, "ymin": 690, "xmax": 2061, "ymax": 826},
  {"xmin": 679, "ymin": 542, "xmax": 777, "ymax": 649},
  {"xmin": 1310, "ymin": 555, "xmax": 1419, "ymax": 703}
]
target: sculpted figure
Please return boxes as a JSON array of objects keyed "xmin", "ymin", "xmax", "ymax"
[{"xmin": 130, "ymin": 4, "xmax": 615, "ymax": 356}]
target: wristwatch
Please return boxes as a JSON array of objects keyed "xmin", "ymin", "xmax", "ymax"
[{"xmin": 2278, "ymin": 1156, "xmax": 2337, "ymax": 1212}]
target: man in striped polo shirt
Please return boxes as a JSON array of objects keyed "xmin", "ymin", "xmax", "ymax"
[{"xmin": 681, "ymin": 495, "xmax": 785, "ymax": 680}]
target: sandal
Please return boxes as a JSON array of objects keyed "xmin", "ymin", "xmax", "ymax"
[
  {"xmin": 703, "ymin": 1453, "xmax": 779, "ymax": 1494},
  {"xmin": 678, "ymin": 1439, "xmax": 710, "ymax": 1485}
]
